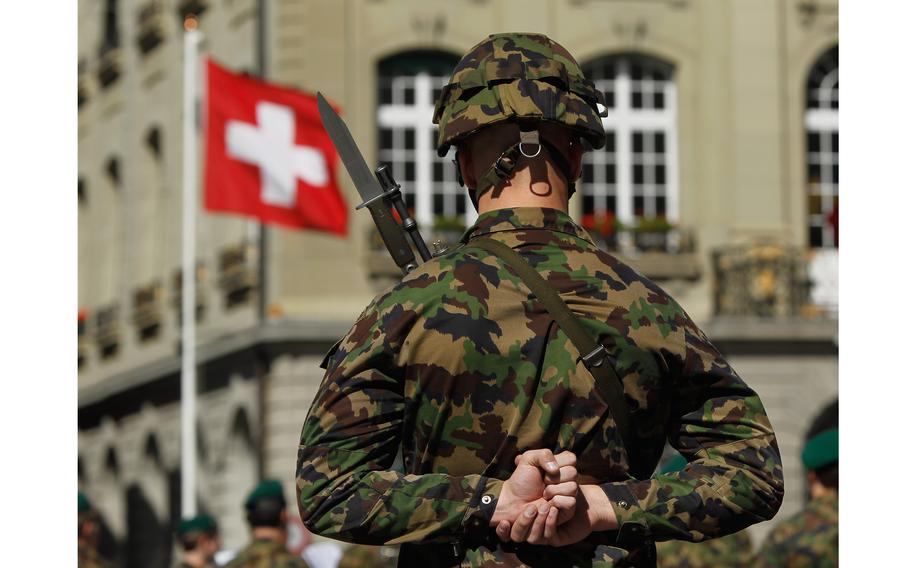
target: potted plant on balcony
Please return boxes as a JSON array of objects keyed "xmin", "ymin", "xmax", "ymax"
[
  {"xmin": 633, "ymin": 216, "xmax": 674, "ymax": 252},
  {"xmin": 581, "ymin": 211, "xmax": 622, "ymax": 250}
]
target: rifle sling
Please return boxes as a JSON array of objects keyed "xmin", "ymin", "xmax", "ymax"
[{"xmin": 471, "ymin": 237, "xmax": 640, "ymax": 477}]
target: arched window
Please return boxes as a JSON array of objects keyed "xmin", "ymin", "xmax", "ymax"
[
  {"xmin": 580, "ymin": 55, "xmax": 678, "ymax": 225},
  {"xmin": 805, "ymin": 46, "xmax": 838, "ymax": 248},
  {"xmin": 105, "ymin": 446, "xmax": 120, "ymax": 475},
  {"xmin": 376, "ymin": 51, "xmax": 462, "ymax": 231},
  {"xmin": 126, "ymin": 434, "xmax": 171, "ymax": 568},
  {"xmin": 125, "ymin": 485, "xmax": 169, "ymax": 568},
  {"xmin": 96, "ymin": 447, "xmax": 125, "ymax": 565}
]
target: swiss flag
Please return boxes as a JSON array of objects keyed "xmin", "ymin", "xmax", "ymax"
[{"xmin": 204, "ymin": 59, "xmax": 347, "ymax": 235}]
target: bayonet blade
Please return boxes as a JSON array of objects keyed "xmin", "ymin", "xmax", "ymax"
[
  {"xmin": 317, "ymin": 92, "xmax": 417, "ymax": 274},
  {"xmin": 317, "ymin": 93, "xmax": 386, "ymax": 203}
]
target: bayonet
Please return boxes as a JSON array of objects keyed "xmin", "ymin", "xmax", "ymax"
[{"xmin": 317, "ymin": 92, "xmax": 431, "ymax": 275}]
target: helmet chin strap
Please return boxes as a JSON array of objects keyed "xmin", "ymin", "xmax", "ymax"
[{"xmin": 455, "ymin": 125, "xmax": 577, "ymax": 211}]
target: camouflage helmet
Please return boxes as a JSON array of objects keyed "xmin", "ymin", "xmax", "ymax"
[{"xmin": 433, "ymin": 32, "xmax": 607, "ymax": 157}]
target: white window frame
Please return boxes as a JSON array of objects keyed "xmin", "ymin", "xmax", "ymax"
[
  {"xmin": 805, "ymin": 51, "xmax": 838, "ymax": 249},
  {"xmin": 582, "ymin": 56, "xmax": 679, "ymax": 225},
  {"xmin": 377, "ymin": 72, "xmax": 475, "ymax": 231}
]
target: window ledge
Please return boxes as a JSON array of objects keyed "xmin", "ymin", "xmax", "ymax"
[{"xmin": 612, "ymin": 251, "xmax": 702, "ymax": 281}]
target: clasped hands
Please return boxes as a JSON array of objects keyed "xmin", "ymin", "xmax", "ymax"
[{"xmin": 488, "ymin": 449, "xmax": 617, "ymax": 547}]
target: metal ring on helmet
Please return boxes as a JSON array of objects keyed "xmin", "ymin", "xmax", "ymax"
[{"xmin": 432, "ymin": 33, "xmax": 608, "ymax": 205}]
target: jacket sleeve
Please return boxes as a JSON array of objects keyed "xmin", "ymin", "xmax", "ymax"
[
  {"xmin": 598, "ymin": 315, "xmax": 785, "ymax": 544},
  {"xmin": 295, "ymin": 294, "xmax": 501, "ymax": 545},
  {"xmin": 751, "ymin": 522, "xmax": 796, "ymax": 568}
]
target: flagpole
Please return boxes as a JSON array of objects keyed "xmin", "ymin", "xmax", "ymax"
[
  {"xmin": 181, "ymin": 15, "xmax": 202, "ymax": 518},
  {"xmin": 257, "ymin": 0, "xmax": 268, "ymax": 322},
  {"xmin": 254, "ymin": 0, "xmax": 269, "ymax": 483}
]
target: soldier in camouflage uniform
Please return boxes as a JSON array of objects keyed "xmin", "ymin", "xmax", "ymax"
[
  {"xmin": 337, "ymin": 545, "xmax": 398, "ymax": 568},
  {"xmin": 175, "ymin": 514, "xmax": 221, "ymax": 568},
  {"xmin": 297, "ymin": 33, "xmax": 784, "ymax": 567},
  {"xmin": 653, "ymin": 454, "xmax": 753, "ymax": 568},
  {"xmin": 754, "ymin": 400, "xmax": 837, "ymax": 567},
  {"xmin": 78, "ymin": 491, "xmax": 113, "ymax": 568},
  {"xmin": 228, "ymin": 480, "xmax": 310, "ymax": 568}
]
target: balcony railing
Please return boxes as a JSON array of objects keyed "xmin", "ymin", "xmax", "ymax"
[
  {"xmin": 77, "ymin": 58, "xmax": 89, "ymax": 108},
  {"xmin": 712, "ymin": 244, "xmax": 818, "ymax": 318},
  {"xmin": 96, "ymin": 43, "xmax": 122, "ymax": 88},
  {"xmin": 172, "ymin": 263, "xmax": 208, "ymax": 323},
  {"xmin": 218, "ymin": 243, "xmax": 257, "ymax": 308},
  {"xmin": 95, "ymin": 304, "xmax": 121, "ymax": 360},
  {"xmin": 132, "ymin": 281, "xmax": 163, "ymax": 341},
  {"xmin": 78, "ymin": 310, "xmax": 90, "ymax": 369},
  {"xmin": 137, "ymin": 1, "xmax": 166, "ymax": 54}
]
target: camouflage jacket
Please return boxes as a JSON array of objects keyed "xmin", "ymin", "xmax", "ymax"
[
  {"xmin": 225, "ymin": 539, "xmax": 310, "ymax": 568},
  {"xmin": 78, "ymin": 544, "xmax": 113, "ymax": 568},
  {"xmin": 338, "ymin": 545, "xmax": 398, "ymax": 568},
  {"xmin": 297, "ymin": 208, "xmax": 784, "ymax": 567},
  {"xmin": 656, "ymin": 530, "xmax": 753, "ymax": 568},
  {"xmin": 173, "ymin": 561, "xmax": 217, "ymax": 568},
  {"xmin": 753, "ymin": 492, "xmax": 837, "ymax": 567}
]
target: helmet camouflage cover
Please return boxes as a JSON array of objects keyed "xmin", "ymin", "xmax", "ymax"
[{"xmin": 433, "ymin": 32, "xmax": 608, "ymax": 157}]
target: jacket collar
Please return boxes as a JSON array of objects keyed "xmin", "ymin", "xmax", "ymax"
[{"xmin": 461, "ymin": 207, "xmax": 595, "ymax": 245}]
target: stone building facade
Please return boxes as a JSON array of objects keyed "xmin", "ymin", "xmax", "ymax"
[{"xmin": 78, "ymin": 0, "xmax": 838, "ymax": 565}]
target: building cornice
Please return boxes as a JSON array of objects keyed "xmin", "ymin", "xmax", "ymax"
[{"xmin": 78, "ymin": 318, "xmax": 350, "ymax": 408}]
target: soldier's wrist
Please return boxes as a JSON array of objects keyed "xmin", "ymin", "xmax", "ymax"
[
  {"xmin": 489, "ymin": 480, "xmax": 517, "ymax": 526},
  {"xmin": 583, "ymin": 484, "xmax": 618, "ymax": 532}
]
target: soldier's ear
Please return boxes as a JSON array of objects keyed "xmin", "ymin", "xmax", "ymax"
[
  {"xmin": 568, "ymin": 137, "xmax": 583, "ymax": 181},
  {"xmin": 456, "ymin": 148, "xmax": 478, "ymax": 189}
]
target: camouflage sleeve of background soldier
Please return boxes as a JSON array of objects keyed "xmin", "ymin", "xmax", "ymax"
[
  {"xmin": 750, "ymin": 522, "xmax": 798, "ymax": 568},
  {"xmin": 295, "ymin": 287, "xmax": 501, "ymax": 545},
  {"xmin": 750, "ymin": 508, "xmax": 837, "ymax": 568},
  {"xmin": 599, "ymin": 314, "xmax": 785, "ymax": 543}
]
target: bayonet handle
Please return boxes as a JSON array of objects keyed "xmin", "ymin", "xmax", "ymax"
[{"xmin": 368, "ymin": 204, "xmax": 417, "ymax": 274}]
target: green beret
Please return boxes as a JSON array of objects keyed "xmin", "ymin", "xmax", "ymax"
[
  {"xmin": 78, "ymin": 491, "xmax": 92, "ymax": 514},
  {"xmin": 177, "ymin": 514, "xmax": 218, "ymax": 536},
  {"xmin": 657, "ymin": 453, "xmax": 687, "ymax": 476},
  {"xmin": 802, "ymin": 427, "xmax": 838, "ymax": 470},
  {"xmin": 245, "ymin": 479, "xmax": 286, "ymax": 508}
]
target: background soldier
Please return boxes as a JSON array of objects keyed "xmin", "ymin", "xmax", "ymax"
[
  {"xmin": 337, "ymin": 545, "xmax": 397, "ymax": 568},
  {"xmin": 78, "ymin": 491, "xmax": 112, "ymax": 568},
  {"xmin": 654, "ymin": 453, "xmax": 753, "ymax": 568},
  {"xmin": 227, "ymin": 480, "xmax": 310, "ymax": 568},
  {"xmin": 754, "ymin": 399, "xmax": 838, "ymax": 567},
  {"xmin": 297, "ymin": 32, "xmax": 784, "ymax": 567},
  {"xmin": 175, "ymin": 514, "xmax": 221, "ymax": 568}
]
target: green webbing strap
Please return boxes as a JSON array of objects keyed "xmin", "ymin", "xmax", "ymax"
[
  {"xmin": 472, "ymin": 140, "xmax": 577, "ymax": 205},
  {"xmin": 473, "ymin": 144, "xmax": 523, "ymax": 204},
  {"xmin": 471, "ymin": 237, "xmax": 640, "ymax": 476}
]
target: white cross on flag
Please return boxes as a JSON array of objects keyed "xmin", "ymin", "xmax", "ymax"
[{"xmin": 204, "ymin": 59, "xmax": 347, "ymax": 235}]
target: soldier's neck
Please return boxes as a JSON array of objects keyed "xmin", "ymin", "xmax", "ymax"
[
  {"xmin": 476, "ymin": 168, "xmax": 569, "ymax": 214},
  {"xmin": 251, "ymin": 526, "xmax": 286, "ymax": 544},
  {"xmin": 809, "ymin": 480, "xmax": 836, "ymax": 500},
  {"xmin": 181, "ymin": 551, "xmax": 209, "ymax": 568}
]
